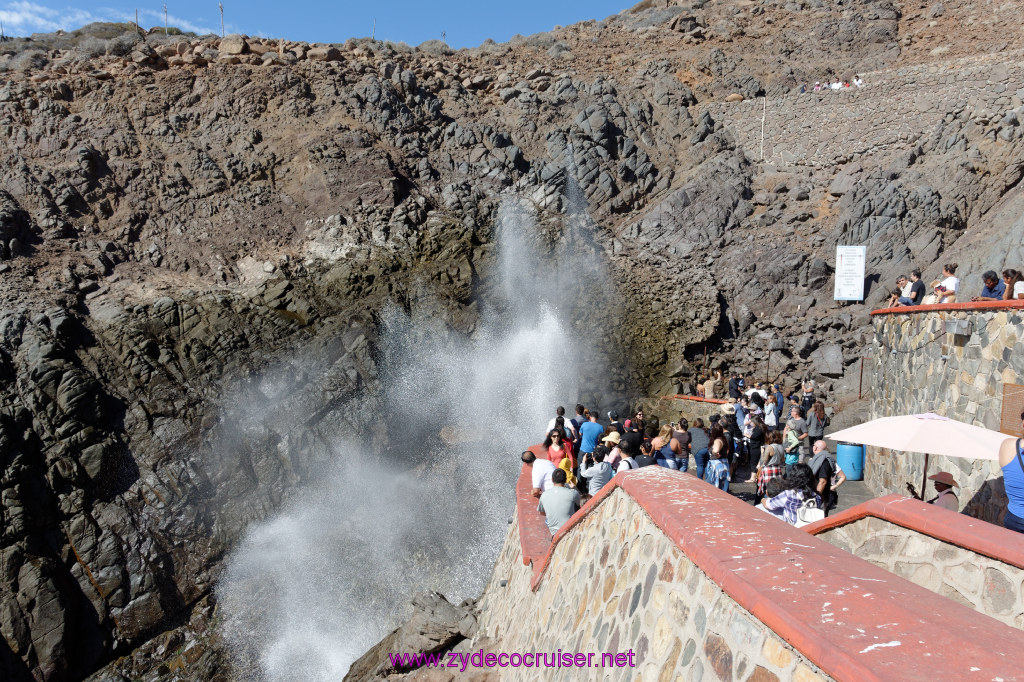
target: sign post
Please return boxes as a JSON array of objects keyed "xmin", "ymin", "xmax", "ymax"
[{"xmin": 834, "ymin": 245, "xmax": 866, "ymax": 302}]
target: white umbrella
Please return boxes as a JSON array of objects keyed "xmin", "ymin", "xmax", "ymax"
[{"xmin": 828, "ymin": 412, "xmax": 1009, "ymax": 498}]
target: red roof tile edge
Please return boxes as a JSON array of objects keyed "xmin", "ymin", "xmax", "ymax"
[
  {"xmin": 802, "ymin": 493, "xmax": 1024, "ymax": 571},
  {"xmin": 514, "ymin": 467, "xmax": 1024, "ymax": 682},
  {"xmin": 871, "ymin": 299, "xmax": 1024, "ymax": 316},
  {"xmin": 659, "ymin": 394, "xmax": 730, "ymax": 404}
]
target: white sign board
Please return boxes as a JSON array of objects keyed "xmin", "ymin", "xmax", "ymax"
[{"xmin": 834, "ymin": 245, "xmax": 866, "ymax": 301}]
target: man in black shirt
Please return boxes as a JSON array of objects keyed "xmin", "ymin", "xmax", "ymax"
[
  {"xmin": 899, "ymin": 269, "xmax": 926, "ymax": 306},
  {"xmin": 620, "ymin": 421, "xmax": 643, "ymax": 455},
  {"xmin": 633, "ymin": 440, "xmax": 657, "ymax": 467},
  {"xmin": 728, "ymin": 373, "xmax": 742, "ymax": 400},
  {"xmin": 809, "ymin": 440, "xmax": 838, "ymax": 515}
]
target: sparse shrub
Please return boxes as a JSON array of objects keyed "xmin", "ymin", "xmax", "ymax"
[
  {"xmin": 105, "ymin": 32, "xmax": 141, "ymax": 57},
  {"xmin": 417, "ymin": 39, "xmax": 452, "ymax": 56},
  {"xmin": 11, "ymin": 50, "xmax": 48, "ymax": 71},
  {"xmin": 384, "ymin": 41, "xmax": 413, "ymax": 54},
  {"xmin": 74, "ymin": 36, "xmax": 108, "ymax": 58},
  {"xmin": 547, "ymin": 41, "xmax": 571, "ymax": 57},
  {"xmin": 74, "ymin": 22, "xmax": 139, "ymax": 41},
  {"xmin": 522, "ymin": 31, "xmax": 556, "ymax": 48}
]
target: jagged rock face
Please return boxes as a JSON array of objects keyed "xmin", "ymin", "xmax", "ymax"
[{"xmin": 0, "ymin": 0, "xmax": 1023, "ymax": 678}]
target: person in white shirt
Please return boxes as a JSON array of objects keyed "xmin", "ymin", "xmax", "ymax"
[
  {"xmin": 545, "ymin": 406, "xmax": 577, "ymax": 440},
  {"xmin": 935, "ymin": 263, "xmax": 959, "ymax": 302},
  {"xmin": 854, "ymin": 75, "xmax": 864, "ymax": 87},
  {"xmin": 523, "ymin": 450, "xmax": 556, "ymax": 497},
  {"xmin": 1003, "ymin": 269, "xmax": 1024, "ymax": 300}
]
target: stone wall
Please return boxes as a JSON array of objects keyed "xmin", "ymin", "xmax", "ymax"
[
  {"xmin": 701, "ymin": 53, "xmax": 1024, "ymax": 168},
  {"xmin": 816, "ymin": 515, "xmax": 1024, "ymax": 629},
  {"xmin": 471, "ymin": 467, "xmax": 1024, "ymax": 681},
  {"xmin": 868, "ymin": 303, "xmax": 1024, "ymax": 523},
  {"xmin": 477, "ymin": 488, "xmax": 832, "ymax": 682}
]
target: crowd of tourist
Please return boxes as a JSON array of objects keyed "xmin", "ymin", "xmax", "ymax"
[
  {"xmin": 884, "ymin": 263, "xmax": 1024, "ymax": 307},
  {"xmin": 523, "ymin": 273, "xmax": 1024, "ymax": 538},
  {"xmin": 525, "ymin": 383, "xmax": 849, "ymax": 536}
]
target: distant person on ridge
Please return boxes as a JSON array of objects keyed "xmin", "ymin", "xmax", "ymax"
[{"xmin": 537, "ymin": 468, "xmax": 581, "ymax": 536}]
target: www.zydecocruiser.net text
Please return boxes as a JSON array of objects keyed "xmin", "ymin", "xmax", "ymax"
[{"xmin": 388, "ymin": 649, "xmax": 637, "ymax": 672}]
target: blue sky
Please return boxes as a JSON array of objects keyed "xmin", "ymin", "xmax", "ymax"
[{"xmin": 0, "ymin": 1, "xmax": 632, "ymax": 47}]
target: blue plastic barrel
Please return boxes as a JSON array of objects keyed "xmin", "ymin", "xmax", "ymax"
[{"xmin": 836, "ymin": 443, "xmax": 865, "ymax": 481}]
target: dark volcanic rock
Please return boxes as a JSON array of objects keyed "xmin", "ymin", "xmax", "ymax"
[{"xmin": 343, "ymin": 592, "xmax": 473, "ymax": 681}]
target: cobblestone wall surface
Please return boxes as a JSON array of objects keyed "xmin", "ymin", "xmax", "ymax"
[
  {"xmin": 701, "ymin": 54, "xmax": 1024, "ymax": 168},
  {"xmin": 869, "ymin": 307, "xmax": 1024, "ymax": 523},
  {"xmin": 817, "ymin": 516, "xmax": 1024, "ymax": 629},
  {"xmin": 477, "ymin": 488, "xmax": 832, "ymax": 682}
]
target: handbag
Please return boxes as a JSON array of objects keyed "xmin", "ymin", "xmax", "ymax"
[{"xmin": 795, "ymin": 498, "xmax": 825, "ymax": 527}]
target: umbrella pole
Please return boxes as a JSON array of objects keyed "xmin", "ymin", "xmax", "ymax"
[{"xmin": 920, "ymin": 453, "xmax": 929, "ymax": 501}]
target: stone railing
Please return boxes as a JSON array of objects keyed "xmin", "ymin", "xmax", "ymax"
[
  {"xmin": 476, "ymin": 463, "xmax": 1024, "ymax": 680},
  {"xmin": 651, "ymin": 394, "xmax": 729, "ymax": 426},
  {"xmin": 869, "ymin": 300, "xmax": 1024, "ymax": 523},
  {"xmin": 700, "ymin": 53, "xmax": 1024, "ymax": 168},
  {"xmin": 806, "ymin": 494, "xmax": 1024, "ymax": 629}
]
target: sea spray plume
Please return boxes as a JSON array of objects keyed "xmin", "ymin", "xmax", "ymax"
[{"xmin": 218, "ymin": 196, "xmax": 608, "ymax": 680}]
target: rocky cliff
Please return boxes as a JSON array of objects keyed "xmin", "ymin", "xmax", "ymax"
[{"xmin": 2, "ymin": 0, "xmax": 1024, "ymax": 678}]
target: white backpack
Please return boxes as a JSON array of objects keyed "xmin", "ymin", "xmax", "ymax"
[{"xmin": 794, "ymin": 498, "xmax": 824, "ymax": 527}]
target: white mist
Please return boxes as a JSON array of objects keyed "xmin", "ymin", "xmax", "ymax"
[{"xmin": 217, "ymin": 197, "xmax": 609, "ymax": 679}]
